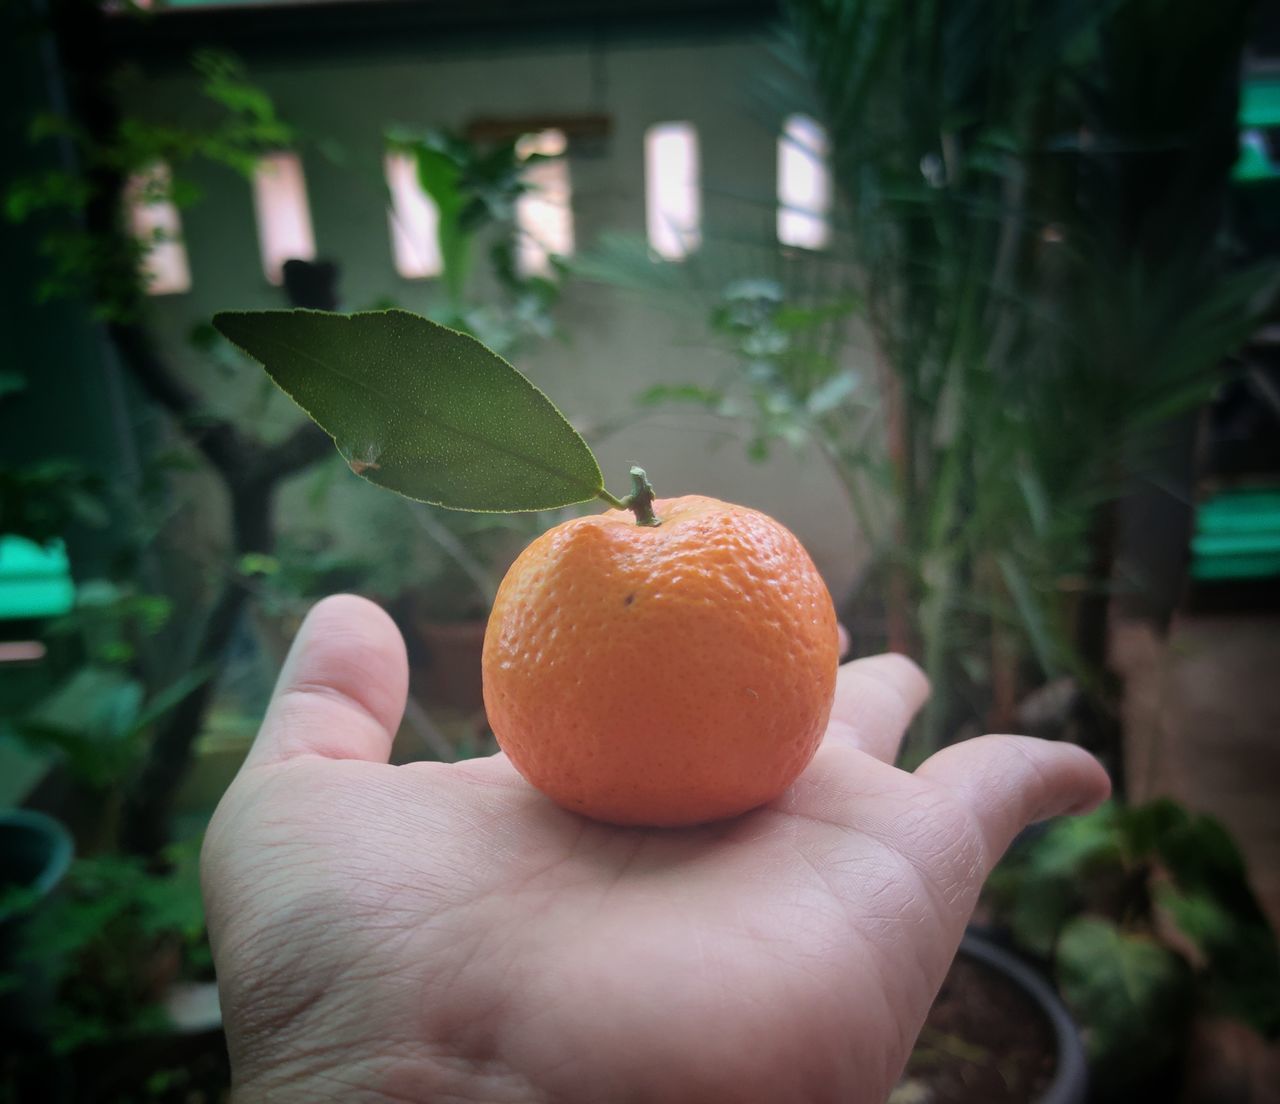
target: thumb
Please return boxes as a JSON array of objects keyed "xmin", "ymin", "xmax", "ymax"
[
  {"xmin": 246, "ymin": 594, "xmax": 409, "ymax": 767},
  {"xmin": 914, "ymin": 734, "xmax": 1111, "ymax": 871}
]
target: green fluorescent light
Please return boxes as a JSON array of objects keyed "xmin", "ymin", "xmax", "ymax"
[
  {"xmin": 1242, "ymin": 78, "xmax": 1280, "ymax": 128},
  {"xmin": 1192, "ymin": 491, "xmax": 1280, "ymax": 581},
  {"xmin": 0, "ymin": 536, "xmax": 76, "ymax": 620}
]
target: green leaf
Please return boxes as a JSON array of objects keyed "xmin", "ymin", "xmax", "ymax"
[
  {"xmin": 996, "ymin": 553, "xmax": 1057, "ymax": 676},
  {"xmin": 806, "ymin": 371, "xmax": 856, "ymax": 415},
  {"xmin": 26, "ymin": 666, "xmax": 143, "ymax": 743},
  {"xmin": 1122, "ymin": 798, "xmax": 1280, "ymax": 1029},
  {"xmin": 998, "ymin": 872, "xmax": 1078, "ymax": 958},
  {"xmin": 1057, "ymin": 916, "xmax": 1193, "ymax": 1079},
  {"xmin": 1143, "ymin": 802, "xmax": 1265, "ymax": 924},
  {"xmin": 774, "ymin": 299, "xmax": 858, "ymax": 332},
  {"xmin": 989, "ymin": 805, "xmax": 1125, "ymax": 955},
  {"xmin": 18, "ymin": 666, "xmax": 146, "ymax": 785},
  {"xmin": 238, "ymin": 552, "xmax": 280, "ymax": 576},
  {"xmin": 413, "ymin": 145, "xmax": 471, "ymax": 306},
  {"xmin": 1157, "ymin": 884, "xmax": 1237, "ymax": 953},
  {"xmin": 1015, "ymin": 462, "xmax": 1050, "ymax": 540},
  {"xmin": 637, "ymin": 383, "xmax": 722, "ymax": 408},
  {"xmin": 212, "ymin": 309, "xmax": 605, "ymax": 512},
  {"xmin": 1028, "ymin": 804, "xmax": 1124, "ymax": 878},
  {"xmin": 133, "ymin": 664, "xmax": 218, "ymax": 734}
]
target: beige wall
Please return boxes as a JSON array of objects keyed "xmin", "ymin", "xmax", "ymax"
[{"xmin": 133, "ymin": 29, "xmax": 869, "ymax": 601}]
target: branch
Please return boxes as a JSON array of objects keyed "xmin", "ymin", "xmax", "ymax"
[
  {"xmin": 260, "ymin": 420, "xmax": 334, "ymax": 480},
  {"xmin": 401, "ymin": 693, "xmax": 458, "ymax": 762},
  {"xmin": 109, "ymin": 320, "xmax": 253, "ymax": 480}
]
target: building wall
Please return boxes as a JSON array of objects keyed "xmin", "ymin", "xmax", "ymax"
[{"xmin": 130, "ymin": 27, "xmax": 869, "ymax": 600}]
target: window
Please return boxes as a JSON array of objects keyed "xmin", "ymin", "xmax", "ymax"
[
  {"xmin": 124, "ymin": 161, "xmax": 191, "ymax": 296},
  {"xmin": 645, "ymin": 121, "xmax": 700, "ymax": 260},
  {"xmin": 777, "ymin": 114, "xmax": 832, "ymax": 250},
  {"xmin": 515, "ymin": 129, "xmax": 574, "ymax": 278},
  {"xmin": 252, "ymin": 152, "xmax": 317, "ymax": 285},
  {"xmin": 385, "ymin": 151, "xmax": 442, "ymax": 279}
]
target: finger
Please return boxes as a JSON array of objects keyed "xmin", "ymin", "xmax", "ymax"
[
  {"xmin": 821, "ymin": 653, "xmax": 930, "ymax": 762},
  {"xmin": 915, "ymin": 734, "xmax": 1111, "ymax": 869},
  {"xmin": 247, "ymin": 594, "xmax": 408, "ymax": 767}
]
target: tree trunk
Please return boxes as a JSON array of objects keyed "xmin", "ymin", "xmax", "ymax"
[{"xmin": 119, "ymin": 482, "xmax": 275, "ymax": 852}]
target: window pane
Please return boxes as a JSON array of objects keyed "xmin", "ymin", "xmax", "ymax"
[
  {"xmin": 125, "ymin": 161, "xmax": 191, "ymax": 296},
  {"xmin": 777, "ymin": 114, "xmax": 831, "ymax": 250},
  {"xmin": 516, "ymin": 129, "xmax": 573, "ymax": 278},
  {"xmin": 252, "ymin": 151, "xmax": 317, "ymax": 285},
  {"xmin": 385, "ymin": 151, "xmax": 442, "ymax": 279},
  {"xmin": 645, "ymin": 122, "xmax": 700, "ymax": 261}
]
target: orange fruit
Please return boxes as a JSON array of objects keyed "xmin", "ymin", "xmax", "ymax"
[{"xmin": 482, "ymin": 495, "xmax": 839, "ymax": 827}]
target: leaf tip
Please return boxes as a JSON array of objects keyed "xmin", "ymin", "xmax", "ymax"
[{"xmin": 210, "ymin": 311, "xmax": 245, "ymax": 343}]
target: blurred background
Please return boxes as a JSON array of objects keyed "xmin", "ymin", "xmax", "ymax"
[{"xmin": 2, "ymin": 0, "xmax": 1279, "ymax": 1100}]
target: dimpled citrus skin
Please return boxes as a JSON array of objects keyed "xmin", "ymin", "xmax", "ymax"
[{"xmin": 482, "ymin": 495, "xmax": 839, "ymax": 827}]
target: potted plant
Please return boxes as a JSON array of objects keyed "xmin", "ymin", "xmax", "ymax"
[
  {"xmin": 397, "ymin": 505, "xmax": 567, "ymax": 715},
  {"xmin": 0, "ymin": 810, "xmax": 74, "ymax": 1038},
  {"xmin": 587, "ymin": 0, "xmax": 1274, "ymax": 770},
  {"xmin": 0, "ymin": 841, "xmax": 225, "ymax": 1102},
  {"xmin": 984, "ymin": 799, "xmax": 1280, "ymax": 1099},
  {"xmin": 895, "ymin": 931, "xmax": 1088, "ymax": 1104},
  {"xmin": 317, "ymin": 126, "xmax": 575, "ymax": 719}
]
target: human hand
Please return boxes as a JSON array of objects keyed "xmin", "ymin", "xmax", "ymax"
[{"xmin": 202, "ymin": 595, "xmax": 1109, "ymax": 1103}]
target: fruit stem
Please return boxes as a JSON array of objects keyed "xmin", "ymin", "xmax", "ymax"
[
  {"xmin": 625, "ymin": 466, "xmax": 661, "ymax": 526},
  {"xmin": 596, "ymin": 466, "xmax": 661, "ymax": 526}
]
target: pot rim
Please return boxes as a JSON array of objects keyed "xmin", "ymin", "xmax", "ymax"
[{"xmin": 0, "ymin": 809, "xmax": 74, "ymax": 900}]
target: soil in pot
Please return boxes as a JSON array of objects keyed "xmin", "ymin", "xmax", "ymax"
[{"xmin": 897, "ymin": 953, "xmax": 1057, "ymax": 1104}]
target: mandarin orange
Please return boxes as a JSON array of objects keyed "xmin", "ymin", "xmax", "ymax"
[{"xmin": 481, "ymin": 494, "xmax": 839, "ymax": 827}]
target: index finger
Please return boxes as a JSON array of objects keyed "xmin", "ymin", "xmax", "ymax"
[{"xmin": 821, "ymin": 653, "xmax": 929, "ymax": 763}]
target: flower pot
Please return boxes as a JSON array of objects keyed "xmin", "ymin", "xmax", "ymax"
[
  {"xmin": 408, "ymin": 618, "xmax": 488, "ymax": 714},
  {"xmin": 897, "ymin": 931, "xmax": 1088, "ymax": 1104},
  {"xmin": 0, "ymin": 810, "xmax": 73, "ymax": 1036}
]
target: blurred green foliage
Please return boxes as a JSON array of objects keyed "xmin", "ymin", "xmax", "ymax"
[
  {"xmin": 2, "ymin": 580, "xmax": 213, "ymax": 789},
  {"xmin": 5, "ymin": 50, "xmax": 293, "ymax": 320},
  {"xmin": 0, "ymin": 842, "xmax": 207, "ymax": 1055},
  {"xmin": 0, "ymin": 461, "xmax": 106, "ymax": 548},
  {"xmin": 588, "ymin": 0, "xmax": 1276, "ymax": 750},
  {"xmin": 386, "ymin": 125, "xmax": 569, "ymax": 355},
  {"xmin": 989, "ymin": 799, "xmax": 1280, "ymax": 1092}
]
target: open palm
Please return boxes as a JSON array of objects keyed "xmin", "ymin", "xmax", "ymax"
[{"xmin": 202, "ymin": 596, "xmax": 1108, "ymax": 1103}]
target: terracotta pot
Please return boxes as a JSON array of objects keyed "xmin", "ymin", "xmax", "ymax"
[{"xmin": 409, "ymin": 618, "xmax": 488, "ymax": 713}]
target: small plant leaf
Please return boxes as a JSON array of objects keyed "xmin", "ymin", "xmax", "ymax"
[
  {"xmin": 212, "ymin": 309, "xmax": 605, "ymax": 512},
  {"xmin": 637, "ymin": 383, "xmax": 722, "ymax": 408},
  {"xmin": 987, "ymin": 804, "xmax": 1125, "ymax": 956},
  {"xmin": 806, "ymin": 370, "xmax": 856, "ymax": 415},
  {"xmin": 996, "ymin": 552, "xmax": 1057, "ymax": 677},
  {"xmin": 413, "ymin": 146, "xmax": 471, "ymax": 305},
  {"xmin": 1057, "ymin": 916, "xmax": 1194, "ymax": 1081}
]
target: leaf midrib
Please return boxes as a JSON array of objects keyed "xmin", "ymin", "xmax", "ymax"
[{"xmin": 258, "ymin": 326, "xmax": 602, "ymax": 501}]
